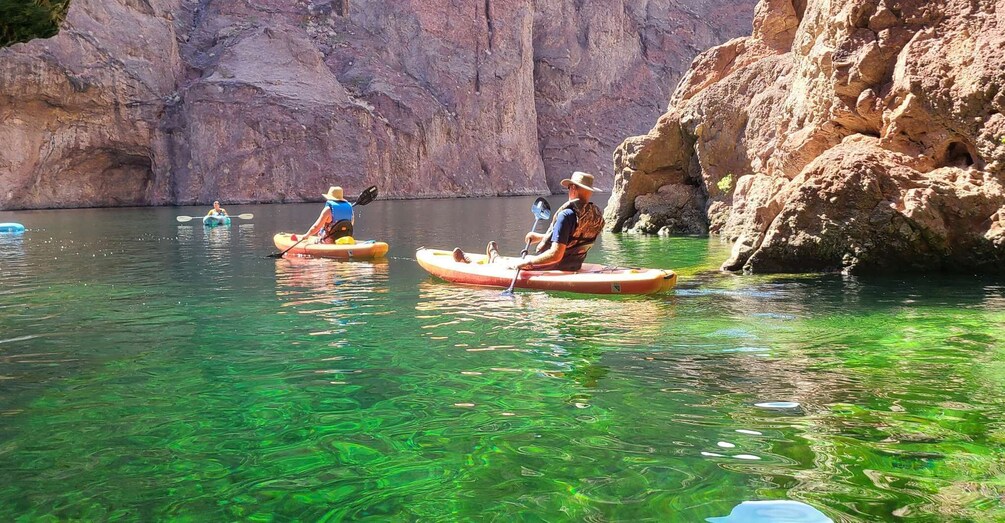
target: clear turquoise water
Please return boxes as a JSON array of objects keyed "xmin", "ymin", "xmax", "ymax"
[{"xmin": 1, "ymin": 197, "xmax": 1003, "ymax": 521}]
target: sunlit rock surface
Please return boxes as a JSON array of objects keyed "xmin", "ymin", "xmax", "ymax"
[
  {"xmin": 0, "ymin": 0, "xmax": 755, "ymax": 209},
  {"xmin": 605, "ymin": 0, "xmax": 1005, "ymax": 274}
]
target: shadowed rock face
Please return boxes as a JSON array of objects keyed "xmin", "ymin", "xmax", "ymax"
[
  {"xmin": 0, "ymin": 0, "xmax": 755, "ymax": 209},
  {"xmin": 605, "ymin": 0, "xmax": 1005, "ymax": 274}
]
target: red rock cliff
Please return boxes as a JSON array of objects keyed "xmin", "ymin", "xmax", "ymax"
[
  {"xmin": 0, "ymin": 0, "xmax": 755, "ymax": 209},
  {"xmin": 606, "ymin": 0, "xmax": 1005, "ymax": 274}
]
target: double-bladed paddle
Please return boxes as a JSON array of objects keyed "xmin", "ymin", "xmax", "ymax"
[
  {"xmin": 267, "ymin": 185, "xmax": 378, "ymax": 258},
  {"xmin": 502, "ymin": 197, "xmax": 552, "ymax": 296},
  {"xmin": 176, "ymin": 213, "xmax": 254, "ymax": 222}
]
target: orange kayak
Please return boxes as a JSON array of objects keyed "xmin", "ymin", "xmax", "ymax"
[
  {"xmin": 272, "ymin": 234, "xmax": 389, "ymax": 259},
  {"xmin": 416, "ymin": 248, "xmax": 676, "ymax": 294}
]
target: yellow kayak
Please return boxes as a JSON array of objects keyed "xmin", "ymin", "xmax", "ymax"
[{"xmin": 272, "ymin": 234, "xmax": 389, "ymax": 259}]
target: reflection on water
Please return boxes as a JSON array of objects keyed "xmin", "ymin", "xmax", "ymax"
[
  {"xmin": 0, "ymin": 234, "xmax": 27, "ymax": 299},
  {"xmin": 602, "ymin": 233, "xmax": 732, "ymax": 277},
  {"xmin": 204, "ymin": 224, "xmax": 232, "ymax": 266},
  {"xmin": 0, "ymin": 202, "xmax": 1003, "ymax": 521},
  {"xmin": 415, "ymin": 281, "xmax": 671, "ymax": 345},
  {"xmin": 275, "ymin": 257, "xmax": 389, "ymax": 309},
  {"xmin": 414, "ymin": 282, "xmax": 677, "ymax": 394}
]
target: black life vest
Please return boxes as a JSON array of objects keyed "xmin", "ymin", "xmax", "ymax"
[
  {"xmin": 321, "ymin": 219, "xmax": 353, "ymax": 243},
  {"xmin": 536, "ymin": 199, "xmax": 605, "ymax": 271}
]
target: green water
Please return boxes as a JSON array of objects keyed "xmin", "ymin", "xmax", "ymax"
[{"xmin": 1, "ymin": 197, "xmax": 1003, "ymax": 522}]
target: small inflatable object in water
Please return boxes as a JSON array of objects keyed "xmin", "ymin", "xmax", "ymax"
[
  {"xmin": 754, "ymin": 402, "xmax": 801, "ymax": 409},
  {"xmin": 0, "ymin": 222, "xmax": 25, "ymax": 234},
  {"xmin": 707, "ymin": 500, "xmax": 832, "ymax": 523}
]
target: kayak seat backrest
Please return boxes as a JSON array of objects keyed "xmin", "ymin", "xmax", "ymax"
[{"xmin": 328, "ymin": 219, "xmax": 353, "ymax": 241}]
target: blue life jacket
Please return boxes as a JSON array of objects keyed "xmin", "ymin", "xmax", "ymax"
[
  {"xmin": 318, "ymin": 200, "xmax": 354, "ymax": 242},
  {"xmin": 326, "ymin": 200, "xmax": 353, "ymax": 223}
]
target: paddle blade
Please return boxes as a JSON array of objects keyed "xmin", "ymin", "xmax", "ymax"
[
  {"xmin": 532, "ymin": 197, "xmax": 551, "ymax": 221},
  {"xmin": 353, "ymin": 186, "xmax": 379, "ymax": 207},
  {"xmin": 176, "ymin": 216, "xmax": 195, "ymax": 222},
  {"xmin": 236, "ymin": 213, "xmax": 254, "ymax": 219}
]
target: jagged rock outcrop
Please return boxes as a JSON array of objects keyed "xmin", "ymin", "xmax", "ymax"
[
  {"xmin": 606, "ymin": 0, "xmax": 1005, "ymax": 274},
  {"xmin": 0, "ymin": 0, "xmax": 755, "ymax": 209}
]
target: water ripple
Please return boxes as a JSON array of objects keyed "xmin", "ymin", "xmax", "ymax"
[{"xmin": 1, "ymin": 205, "xmax": 1004, "ymax": 522}]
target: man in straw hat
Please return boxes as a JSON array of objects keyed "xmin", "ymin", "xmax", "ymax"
[
  {"xmin": 452, "ymin": 171, "xmax": 605, "ymax": 272},
  {"xmin": 301, "ymin": 185, "xmax": 354, "ymax": 244}
]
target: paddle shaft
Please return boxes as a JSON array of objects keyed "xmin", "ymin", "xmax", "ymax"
[{"xmin": 502, "ymin": 216, "xmax": 544, "ymax": 294}]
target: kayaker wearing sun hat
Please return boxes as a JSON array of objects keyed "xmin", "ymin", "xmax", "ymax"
[
  {"xmin": 452, "ymin": 171, "xmax": 605, "ymax": 271},
  {"xmin": 302, "ymin": 186, "xmax": 354, "ymax": 244}
]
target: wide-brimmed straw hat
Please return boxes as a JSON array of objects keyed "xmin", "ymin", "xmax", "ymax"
[
  {"xmin": 322, "ymin": 186, "xmax": 346, "ymax": 200},
  {"xmin": 560, "ymin": 171, "xmax": 597, "ymax": 192}
]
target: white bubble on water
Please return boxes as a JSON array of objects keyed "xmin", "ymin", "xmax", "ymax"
[
  {"xmin": 734, "ymin": 454, "xmax": 761, "ymax": 460},
  {"xmin": 755, "ymin": 401, "xmax": 800, "ymax": 409}
]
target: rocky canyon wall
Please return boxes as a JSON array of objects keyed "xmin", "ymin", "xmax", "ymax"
[
  {"xmin": 0, "ymin": 0, "xmax": 755, "ymax": 209},
  {"xmin": 606, "ymin": 0, "xmax": 1005, "ymax": 274}
]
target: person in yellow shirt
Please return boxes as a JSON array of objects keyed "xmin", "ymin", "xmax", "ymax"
[{"xmin": 206, "ymin": 201, "xmax": 228, "ymax": 217}]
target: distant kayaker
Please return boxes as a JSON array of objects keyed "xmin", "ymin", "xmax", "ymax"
[
  {"xmin": 302, "ymin": 186, "xmax": 354, "ymax": 244},
  {"xmin": 452, "ymin": 171, "xmax": 605, "ymax": 271},
  {"xmin": 206, "ymin": 200, "xmax": 229, "ymax": 217}
]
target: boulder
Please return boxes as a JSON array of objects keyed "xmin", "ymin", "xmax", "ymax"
[{"xmin": 606, "ymin": 0, "xmax": 1005, "ymax": 274}]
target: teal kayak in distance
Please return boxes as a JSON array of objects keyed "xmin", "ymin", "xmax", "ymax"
[
  {"xmin": 0, "ymin": 222, "xmax": 25, "ymax": 234},
  {"xmin": 202, "ymin": 215, "xmax": 231, "ymax": 227}
]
